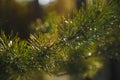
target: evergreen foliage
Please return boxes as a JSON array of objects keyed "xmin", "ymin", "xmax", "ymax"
[{"xmin": 0, "ymin": 0, "xmax": 119, "ymax": 80}]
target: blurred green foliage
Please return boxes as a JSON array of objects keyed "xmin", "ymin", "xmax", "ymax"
[{"xmin": 0, "ymin": 0, "xmax": 120, "ymax": 80}]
